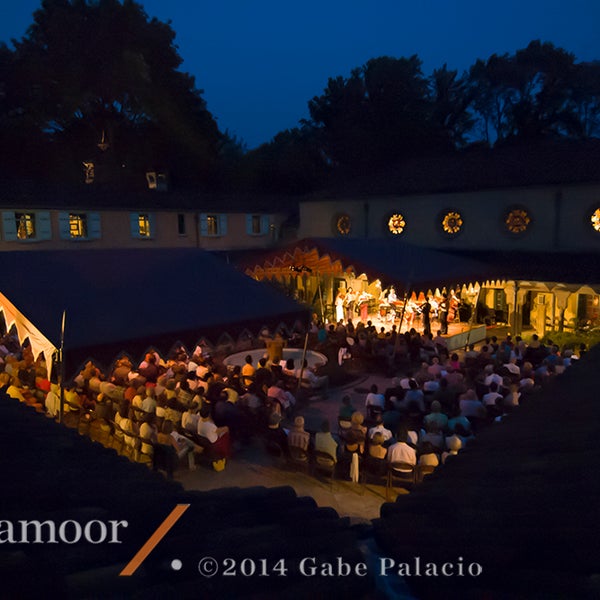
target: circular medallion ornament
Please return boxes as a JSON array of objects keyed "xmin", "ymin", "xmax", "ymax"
[
  {"xmin": 441, "ymin": 211, "xmax": 463, "ymax": 235},
  {"xmin": 335, "ymin": 214, "xmax": 351, "ymax": 236},
  {"xmin": 591, "ymin": 208, "xmax": 600, "ymax": 232},
  {"xmin": 387, "ymin": 213, "xmax": 406, "ymax": 235},
  {"xmin": 505, "ymin": 208, "xmax": 531, "ymax": 234}
]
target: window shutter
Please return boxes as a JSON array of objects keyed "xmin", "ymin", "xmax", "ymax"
[
  {"xmin": 260, "ymin": 215, "xmax": 270, "ymax": 235},
  {"xmin": 199, "ymin": 214, "xmax": 208, "ymax": 236},
  {"xmin": 246, "ymin": 214, "xmax": 253, "ymax": 235},
  {"xmin": 89, "ymin": 213, "xmax": 101, "ymax": 240},
  {"xmin": 37, "ymin": 211, "xmax": 52, "ymax": 240},
  {"xmin": 219, "ymin": 214, "xmax": 228, "ymax": 236},
  {"xmin": 130, "ymin": 213, "xmax": 140, "ymax": 238},
  {"xmin": 1, "ymin": 212, "xmax": 17, "ymax": 241},
  {"xmin": 148, "ymin": 214, "xmax": 155, "ymax": 238},
  {"xmin": 58, "ymin": 212, "xmax": 71, "ymax": 239}
]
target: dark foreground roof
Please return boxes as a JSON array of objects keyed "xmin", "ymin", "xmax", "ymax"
[
  {"xmin": 0, "ymin": 249, "xmax": 308, "ymax": 373},
  {"xmin": 0, "ymin": 395, "xmax": 373, "ymax": 599},
  {"xmin": 374, "ymin": 345, "xmax": 600, "ymax": 599}
]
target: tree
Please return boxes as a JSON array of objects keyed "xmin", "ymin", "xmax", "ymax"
[{"xmin": 4, "ymin": 0, "xmax": 221, "ymax": 186}]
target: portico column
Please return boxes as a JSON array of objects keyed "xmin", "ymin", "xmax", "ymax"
[
  {"xmin": 504, "ymin": 281, "xmax": 527, "ymax": 337},
  {"xmin": 553, "ymin": 289, "xmax": 572, "ymax": 333}
]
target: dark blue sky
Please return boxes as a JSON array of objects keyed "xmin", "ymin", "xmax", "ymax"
[{"xmin": 3, "ymin": 1, "xmax": 600, "ymax": 148}]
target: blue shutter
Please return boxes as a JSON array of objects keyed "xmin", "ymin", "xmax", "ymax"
[
  {"xmin": 219, "ymin": 214, "xmax": 228, "ymax": 236},
  {"xmin": 199, "ymin": 214, "xmax": 208, "ymax": 236},
  {"xmin": 88, "ymin": 213, "xmax": 101, "ymax": 240},
  {"xmin": 36, "ymin": 211, "xmax": 52, "ymax": 240},
  {"xmin": 58, "ymin": 212, "xmax": 71, "ymax": 239},
  {"xmin": 130, "ymin": 213, "xmax": 140, "ymax": 238},
  {"xmin": 246, "ymin": 214, "xmax": 253, "ymax": 235},
  {"xmin": 261, "ymin": 215, "xmax": 270, "ymax": 235},
  {"xmin": 148, "ymin": 213, "xmax": 155, "ymax": 238},
  {"xmin": 1, "ymin": 212, "xmax": 17, "ymax": 241}
]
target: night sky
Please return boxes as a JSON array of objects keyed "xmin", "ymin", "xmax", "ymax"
[{"xmin": 3, "ymin": 0, "xmax": 600, "ymax": 148}]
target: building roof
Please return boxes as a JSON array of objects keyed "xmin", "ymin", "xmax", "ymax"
[
  {"xmin": 0, "ymin": 248, "xmax": 308, "ymax": 373},
  {"xmin": 310, "ymin": 139, "xmax": 600, "ymax": 199},
  {"xmin": 0, "ymin": 180, "xmax": 296, "ymax": 213},
  {"xmin": 0, "ymin": 394, "xmax": 373, "ymax": 598},
  {"xmin": 373, "ymin": 345, "xmax": 600, "ymax": 598}
]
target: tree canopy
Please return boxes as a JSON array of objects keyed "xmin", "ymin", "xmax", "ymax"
[{"xmin": 0, "ymin": 0, "xmax": 222, "ymax": 187}]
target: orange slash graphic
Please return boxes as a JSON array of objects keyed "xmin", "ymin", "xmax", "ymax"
[{"xmin": 120, "ymin": 503, "xmax": 190, "ymax": 576}]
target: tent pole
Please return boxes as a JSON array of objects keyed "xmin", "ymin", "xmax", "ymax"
[
  {"xmin": 58, "ymin": 310, "xmax": 66, "ymax": 424},
  {"xmin": 464, "ymin": 289, "xmax": 481, "ymax": 351}
]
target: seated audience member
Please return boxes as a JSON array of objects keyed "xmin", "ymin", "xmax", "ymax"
[
  {"xmin": 288, "ymin": 415, "xmax": 310, "ymax": 452},
  {"xmin": 157, "ymin": 420, "xmax": 197, "ymax": 470},
  {"xmin": 365, "ymin": 384, "xmax": 385, "ymax": 416},
  {"xmin": 44, "ymin": 383, "xmax": 61, "ymax": 417},
  {"xmin": 503, "ymin": 383, "xmax": 521, "ymax": 409},
  {"xmin": 342, "ymin": 412, "xmax": 367, "ymax": 455},
  {"xmin": 418, "ymin": 441, "xmax": 440, "ymax": 467},
  {"xmin": 338, "ymin": 395, "xmax": 356, "ymax": 420},
  {"xmin": 368, "ymin": 414, "xmax": 393, "ymax": 443},
  {"xmin": 368, "ymin": 432, "xmax": 388, "ymax": 460},
  {"xmin": 197, "ymin": 405, "xmax": 231, "ymax": 458},
  {"xmin": 264, "ymin": 412, "xmax": 289, "ymax": 457},
  {"xmin": 241, "ymin": 354, "xmax": 256, "ymax": 388},
  {"xmin": 442, "ymin": 433, "xmax": 463, "ymax": 463},
  {"xmin": 296, "ymin": 360, "xmax": 329, "ymax": 391},
  {"xmin": 424, "ymin": 400, "xmax": 448, "ymax": 432},
  {"xmin": 315, "ymin": 419, "xmax": 338, "ymax": 462},
  {"xmin": 402, "ymin": 379, "xmax": 426, "ymax": 413},
  {"xmin": 387, "ymin": 426, "xmax": 417, "ymax": 469},
  {"xmin": 181, "ymin": 402, "xmax": 200, "ymax": 432},
  {"xmin": 482, "ymin": 381, "xmax": 503, "ymax": 408}
]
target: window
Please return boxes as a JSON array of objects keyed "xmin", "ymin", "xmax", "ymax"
[
  {"xmin": 138, "ymin": 214, "xmax": 151, "ymax": 237},
  {"xmin": 591, "ymin": 208, "xmax": 600, "ymax": 232},
  {"xmin": 177, "ymin": 213, "xmax": 186, "ymax": 236},
  {"xmin": 505, "ymin": 208, "xmax": 531, "ymax": 234},
  {"xmin": 246, "ymin": 214, "xmax": 270, "ymax": 236},
  {"xmin": 16, "ymin": 213, "xmax": 36, "ymax": 239},
  {"xmin": 129, "ymin": 213, "xmax": 155, "ymax": 239},
  {"xmin": 387, "ymin": 213, "xmax": 406, "ymax": 235},
  {"xmin": 69, "ymin": 213, "xmax": 87, "ymax": 238},
  {"xmin": 441, "ymin": 210, "xmax": 463, "ymax": 236},
  {"xmin": 58, "ymin": 212, "xmax": 101, "ymax": 241},
  {"xmin": 333, "ymin": 214, "xmax": 351, "ymax": 236},
  {"xmin": 2, "ymin": 211, "xmax": 51, "ymax": 242},
  {"xmin": 199, "ymin": 213, "xmax": 227, "ymax": 237}
]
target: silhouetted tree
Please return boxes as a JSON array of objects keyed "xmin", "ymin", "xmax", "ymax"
[{"xmin": 2, "ymin": 0, "xmax": 221, "ymax": 186}]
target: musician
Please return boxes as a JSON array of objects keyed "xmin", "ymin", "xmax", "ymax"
[
  {"xmin": 335, "ymin": 290, "xmax": 345, "ymax": 323},
  {"xmin": 387, "ymin": 286, "xmax": 398, "ymax": 304},
  {"xmin": 421, "ymin": 297, "xmax": 432, "ymax": 336},
  {"xmin": 439, "ymin": 294, "xmax": 449, "ymax": 334},
  {"xmin": 448, "ymin": 292, "xmax": 460, "ymax": 323},
  {"xmin": 357, "ymin": 290, "xmax": 371, "ymax": 323},
  {"xmin": 344, "ymin": 288, "xmax": 356, "ymax": 322}
]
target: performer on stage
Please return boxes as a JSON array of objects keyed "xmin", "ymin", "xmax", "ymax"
[
  {"xmin": 344, "ymin": 288, "xmax": 356, "ymax": 322},
  {"xmin": 439, "ymin": 293, "xmax": 449, "ymax": 334},
  {"xmin": 421, "ymin": 297, "xmax": 432, "ymax": 336},
  {"xmin": 388, "ymin": 286, "xmax": 398, "ymax": 304},
  {"xmin": 335, "ymin": 290, "xmax": 345, "ymax": 323},
  {"xmin": 357, "ymin": 290, "xmax": 371, "ymax": 323}
]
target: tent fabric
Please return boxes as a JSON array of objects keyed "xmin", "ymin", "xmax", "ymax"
[
  {"xmin": 242, "ymin": 238, "xmax": 496, "ymax": 292},
  {"xmin": 0, "ymin": 291, "xmax": 57, "ymax": 368},
  {"xmin": 0, "ymin": 248, "xmax": 308, "ymax": 374},
  {"xmin": 241, "ymin": 238, "xmax": 600, "ymax": 291}
]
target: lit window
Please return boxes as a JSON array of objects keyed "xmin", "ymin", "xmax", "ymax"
[
  {"xmin": 138, "ymin": 214, "xmax": 151, "ymax": 237},
  {"xmin": 336, "ymin": 214, "xmax": 351, "ymax": 236},
  {"xmin": 442, "ymin": 211, "xmax": 463, "ymax": 235},
  {"xmin": 16, "ymin": 213, "xmax": 36, "ymax": 239},
  {"xmin": 83, "ymin": 162, "xmax": 95, "ymax": 184},
  {"xmin": 200, "ymin": 213, "xmax": 227, "ymax": 237},
  {"xmin": 505, "ymin": 208, "xmax": 530, "ymax": 234},
  {"xmin": 207, "ymin": 215, "xmax": 218, "ymax": 236},
  {"xmin": 69, "ymin": 213, "xmax": 88, "ymax": 238},
  {"xmin": 388, "ymin": 213, "xmax": 406, "ymax": 235},
  {"xmin": 591, "ymin": 208, "xmax": 600, "ymax": 232}
]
